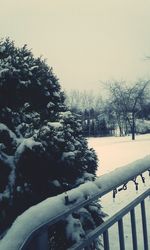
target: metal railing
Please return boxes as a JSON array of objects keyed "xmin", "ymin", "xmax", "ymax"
[
  {"xmin": 0, "ymin": 155, "xmax": 150, "ymax": 250},
  {"xmin": 69, "ymin": 188, "xmax": 150, "ymax": 250}
]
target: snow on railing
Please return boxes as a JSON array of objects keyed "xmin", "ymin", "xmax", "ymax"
[{"xmin": 0, "ymin": 155, "xmax": 150, "ymax": 250}]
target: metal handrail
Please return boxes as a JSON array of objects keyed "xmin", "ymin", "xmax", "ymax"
[
  {"xmin": 68, "ymin": 188, "xmax": 150, "ymax": 250},
  {"xmin": 0, "ymin": 155, "xmax": 149, "ymax": 250},
  {"xmin": 20, "ymin": 155, "xmax": 150, "ymax": 250}
]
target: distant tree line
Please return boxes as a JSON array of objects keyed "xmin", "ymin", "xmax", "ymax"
[{"xmin": 65, "ymin": 80, "xmax": 150, "ymax": 140}]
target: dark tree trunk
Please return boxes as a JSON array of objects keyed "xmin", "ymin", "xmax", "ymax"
[{"xmin": 131, "ymin": 114, "xmax": 135, "ymax": 140}]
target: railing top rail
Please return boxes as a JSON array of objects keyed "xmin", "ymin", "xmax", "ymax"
[{"xmin": 0, "ymin": 155, "xmax": 150, "ymax": 250}]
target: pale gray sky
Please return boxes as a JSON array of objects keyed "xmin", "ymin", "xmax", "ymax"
[{"xmin": 1, "ymin": 0, "xmax": 150, "ymax": 92}]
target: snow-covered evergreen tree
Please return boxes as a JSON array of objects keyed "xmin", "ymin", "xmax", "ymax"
[{"xmin": 0, "ymin": 38, "xmax": 104, "ymax": 249}]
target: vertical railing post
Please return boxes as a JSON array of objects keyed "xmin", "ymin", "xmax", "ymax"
[
  {"xmin": 103, "ymin": 229, "xmax": 110, "ymax": 250},
  {"xmin": 141, "ymin": 200, "xmax": 148, "ymax": 250},
  {"xmin": 130, "ymin": 208, "xmax": 138, "ymax": 250},
  {"xmin": 118, "ymin": 219, "xmax": 125, "ymax": 250}
]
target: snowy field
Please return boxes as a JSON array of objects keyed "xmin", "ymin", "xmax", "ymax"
[{"xmin": 88, "ymin": 134, "xmax": 150, "ymax": 250}]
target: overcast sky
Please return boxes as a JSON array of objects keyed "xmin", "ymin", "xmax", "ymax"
[{"xmin": 1, "ymin": 0, "xmax": 150, "ymax": 92}]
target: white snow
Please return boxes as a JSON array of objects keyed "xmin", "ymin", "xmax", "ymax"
[
  {"xmin": 0, "ymin": 68, "xmax": 9, "ymax": 77},
  {"xmin": 59, "ymin": 111, "xmax": 72, "ymax": 119},
  {"xmin": 88, "ymin": 134, "xmax": 150, "ymax": 250},
  {"xmin": 75, "ymin": 172, "xmax": 95, "ymax": 185},
  {"xmin": 46, "ymin": 102, "xmax": 54, "ymax": 108},
  {"xmin": 30, "ymin": 66, "xmax": 38, "ymax": 71},
  {"xmin": 0, "ymin": 46, "xmax": 5, "ymax": 53},
  {"xmin": 47, "ymin": 121, "xmax": 62, "ymax": 129},
  {"xmin": 0, "ymin": 123, "xmax": 17, "ymax": 141},
  {"xmin": 88, "ymin": 134, "xmax": 150, "ymax": 175},
  {"xmin": 19, "ymin": 80, "xmax": 31, "ymax": 86},
  {"xmin": 51, "ymin": 180, "xmax": 61, "ymax": 187},
  {"xmin": 61, "ymin": 151, "xmax": 76, "ymax": 160},
  {"xmin": 15, "ymin": 137, "xmax": 43, "ymax": 160},
  {"xmin": 0, "ymin": 124, "xmax": 17, "ymax": 201},
  {"xmin": 65, "ymin": 215, "xmax": 85, "ymax": 242},
  {"xmin": 0, "ymin": 154, "xmax": 15, "ymax": 202},
  {"xmin": 53, "ymin": 91, "xmax": 60, "ymax": 97}
]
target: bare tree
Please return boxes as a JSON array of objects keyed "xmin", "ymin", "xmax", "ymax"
[{"xmin": 107, "ymin": 80, "xmax": 150, "ymax": 140}]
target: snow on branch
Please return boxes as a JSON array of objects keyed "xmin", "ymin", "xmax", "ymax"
[{"xmin": 0, "ymin": 155, "xmax": 150, "ymax": 250}]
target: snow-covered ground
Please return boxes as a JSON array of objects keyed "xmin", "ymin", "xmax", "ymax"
[{"xmin": 88, "ymin": 134, "xmax": 150, "ymax": 250}]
